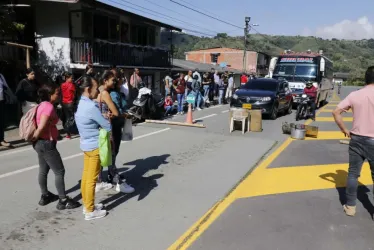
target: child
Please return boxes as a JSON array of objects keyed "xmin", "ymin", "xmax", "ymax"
[{"xmin": 164, "ymin": 94, "xmax": 173, "ymax": 116}]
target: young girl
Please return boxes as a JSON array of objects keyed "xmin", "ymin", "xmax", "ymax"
[
  {"xmin": 164, "ymin": 94, "xmax": 173, "ymax": 116},
  {"xmin": 60, "ymin": 72, "xmax": 76, "ymax": 139}
]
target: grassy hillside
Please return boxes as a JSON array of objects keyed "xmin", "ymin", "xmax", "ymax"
[{"xmin": 161, "ymin": 32, "xmax": 374, "ymax": 85}]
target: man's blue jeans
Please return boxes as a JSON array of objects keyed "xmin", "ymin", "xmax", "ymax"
[
  {"xmin": 218, "ymin": 89, "xmax": 224, "ymax": 105},
  {"xmin": 203, "ymin": 85, "xmax": 210, "ymax": 102},
  {"xmin": 346, "ymin": 134, "xmax": 374, "ymax": 206},
  {"xmin": 164, "ymin": 105, "xmax": 172, "ymax": 116},
  {"xmin": 177, "ymin": 94, "xmax": 184, "ymax": 113},
  {"xmin": 192, "ymin": 90, "xmax": 202, "ymax": 109}
]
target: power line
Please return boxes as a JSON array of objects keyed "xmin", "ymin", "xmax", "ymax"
[
  {"xmin": 170, "ymin": 0, "xmax": 284, "ymax": 51},
  {"xmin": 105, "ymin": 0, "xmax": 217, "ymax": 36},
  {"xmin": 175, "ymin": 0, "xmax": 239, "ymax": 24},
  {"xmin": 170, "ymin": 0, "xmax": 243, "ymax": 29},
  {"xmin": 105, "ymin": 0, "xmax": 216, "ymax": 37},
  {"xmin": 142, "ymin": 0, "xmax": 220, "ymax": 35}
]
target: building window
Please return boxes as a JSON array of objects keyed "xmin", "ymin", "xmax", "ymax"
[
  {"xmin": 210, "ymin": 53, "xmax": 220, "ymax": 63},
  {"xmin": 109, "ymin": 17, "xmax": 119, "ymax": 41},
  {"xmin": 93, "ymin": 14, "xmax": 108, "ymax": 39}
]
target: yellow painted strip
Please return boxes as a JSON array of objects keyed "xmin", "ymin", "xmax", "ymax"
[
  {"xmin": 320, "ymin": 109, "xmax": 352, "ymax": 113},
  {"xmin": 236, "ymin": 163, "xmax": 372, "ymax": 198},
  {"xmin": 168, "ymin": 195, "xmax": 236, "ymax": 250},
  {"xmin": 169, "ymin": 90, "xmax": 345, "ymax": 250},
  {"xmin": 167, "ymin": 141, "xmax": 281, "ymax": 250},
  {"xmin": 324, "ymin": 104, "xmax": 338, "ymax": 107},
  {"xmin": 252, "ymin": 138, "xmax": 293, "ymax": 173},
  {"xmin": 316, "ymin": 117, "xmax": 352, "ymax": 122},
  {"xmin": 305, "ymin": 131, "xmax": 346, "ymax": 140}
]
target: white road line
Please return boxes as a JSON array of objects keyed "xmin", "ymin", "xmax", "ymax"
[
  {"xmin": 221, "ymin": 110, "xmax": 229, "ymax": 113},
  {"xmin": 194, "ymin": 114, "xmax": 217, "ymax": 121},
  {"xmin": 0, "ymin": 136, "xmax": 80, "ymax": 158},
  {"xmin": 0, "ymin": 128, "xmax": 171, "ymax": 180}
]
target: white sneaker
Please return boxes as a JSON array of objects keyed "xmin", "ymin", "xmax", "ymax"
[
  {"xmin": 116, "ymin": 182, "xmax": 135, "ymax": 194},
  {"xmin": 84, "ymin": 209, "xmax": 107, "ymax": 221},
  {"xmin": 197, "ymin": 108, "xmax": 202, "ymax": 111},
  {"xmin": 95, "ymin": 182, "xmax": 113, "ymax": 193},
  {"xmin": 83, "ymin": 203, "xmax": 104, "ymax": 214}
]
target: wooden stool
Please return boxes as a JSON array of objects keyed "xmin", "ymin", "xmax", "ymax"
[{"xmin": 229, "ymin": 108, "xmax": 250, "ymax": 134}]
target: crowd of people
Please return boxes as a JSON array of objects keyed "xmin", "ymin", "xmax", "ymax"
[
  {"xmin": 0, "ymin": 65, "xmax": 144, "ymax": 221},
  {"xmin": 163, "ymin": 68, "xmax": 236, "ymax": 115}
]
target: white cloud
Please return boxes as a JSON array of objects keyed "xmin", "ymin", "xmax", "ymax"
[{"xmin": 314, "ymin": 16, "xmax": 374, "ymax": 40}]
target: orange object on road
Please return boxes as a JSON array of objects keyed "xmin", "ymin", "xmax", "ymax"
[{"xmin": 185, "ymin": 103, "xmax": 193, "ymax": 124}]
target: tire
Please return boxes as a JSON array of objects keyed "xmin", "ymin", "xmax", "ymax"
[
  {"xmin": 270, "ymin": 103, "xmax": 278, "ymax": 120},
  {"xmin": 286, "ymin": 101, "xmax": 292, "ymax": 114},
  {"xmin": 295, "ymin": 105, "xmax": 302, "ymax": 121}
]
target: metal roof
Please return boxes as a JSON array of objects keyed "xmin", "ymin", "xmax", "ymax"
[{"xmin": 171, "ymin": 59, "xmax": 241, "ymax": 74}]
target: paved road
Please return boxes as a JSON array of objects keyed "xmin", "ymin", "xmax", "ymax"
[
  {"xmin": 0, "ymin": 94, "xmax": 304, "ymax": 249},
  {"xmin": 169, "ymin": 87, "xmax": 374, "ymax": 250}
]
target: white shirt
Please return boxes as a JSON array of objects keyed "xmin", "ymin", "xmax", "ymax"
[
  {"xmin": 228, "ymin": 77, "xmax": 234, "ymax": 88},
  {"xmin": 120, "ymin": 82, "xmax": 129, "ymax": 97},
  {"xmin": 193, "ymin": 71, "xmax": 201, "ymax": 83},
  {"xmin": 184, "ymin": 75, "xmax": 193, "ymax": 82}
]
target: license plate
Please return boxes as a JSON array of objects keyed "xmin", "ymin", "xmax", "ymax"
[{"xmin": 242, "ymin": 104, "xmax": 252, "ymax": 109}]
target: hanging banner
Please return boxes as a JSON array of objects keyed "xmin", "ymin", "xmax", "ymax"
[{"xmin": 38, "ymin": 0, "xmax": 80, "ymax": 3}]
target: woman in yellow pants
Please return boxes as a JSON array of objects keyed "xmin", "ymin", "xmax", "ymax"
[{"xmin": 75, "ymin": 76, "xmax": 112, "ymax": 221}]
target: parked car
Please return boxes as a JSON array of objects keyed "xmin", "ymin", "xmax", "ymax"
[{"xmin": 230, "ymin": 78, "xmax": 293, "ymax": 120}]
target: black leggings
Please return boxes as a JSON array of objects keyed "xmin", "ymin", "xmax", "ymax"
[
  {"xmin": 99, "ymin": 118, "xmax": 124, "ymax": 184},
  {"xmin": 33, "ymin": 140, "xmax": 66, "ymax": 199},
  {"xmin": 62, "ymin": 103, "xmax": 75, "ymax": 135}
]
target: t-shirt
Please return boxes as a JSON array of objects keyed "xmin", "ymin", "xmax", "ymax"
[
  {"xmin": 164, "ymin": 76, "xmax": 173, "ymax": 89},
  {"xmin": 228, "ymin": 77, "xmax": 234, "ymax": 88},
  {"xmin": 241, "ymin": 75, "xmax": 248, "ymax": 84},
  {"xmin": 36, "ymin": 101, "xmax": 59, "ymax": 141},
  {"xmin": 16, "ymin": 79, "xmax": 38, "ymax": 102},
  {"xmin": 337, "ymin": 85, "xmax": 374, "ymax": 138},
  {"xmin": 303, "ymin": 86, "xmax": 317, "ymax": 98},
  {"xmin": 61, "ymin": 81, "xmax": 76, "ymax": 104}
]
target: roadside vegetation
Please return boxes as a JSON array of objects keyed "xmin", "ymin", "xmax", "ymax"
[{"xmin": 162, "ymin": 32, "xmax": 373, "ymax": 86}]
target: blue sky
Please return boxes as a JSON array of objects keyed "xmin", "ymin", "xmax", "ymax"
[{"xmin": 101, "ymin": 0, "xmax": 374, "ymax": 39}]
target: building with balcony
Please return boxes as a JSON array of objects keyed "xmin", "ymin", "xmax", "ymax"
[{"xmin": 6, "ymin": 0, "xmax": 181, "ymax": 92}]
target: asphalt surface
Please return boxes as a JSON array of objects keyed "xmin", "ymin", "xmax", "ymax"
[
  {"xmin": 170, "ymin": 86, "xmax": 374, "ymax": 250},
  {"xmin": 0, "ymin": 94, "xmax": 304, "ymax": 250}
]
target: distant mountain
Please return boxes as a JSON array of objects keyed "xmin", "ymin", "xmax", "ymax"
[{"xmin": 161, "ymin": 31, "xmax": 374, "ymax": 84}]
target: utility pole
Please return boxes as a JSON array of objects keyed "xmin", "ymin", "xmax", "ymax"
[{"xmin": 243, "ymin": 17, "xmax": 250, "ymax": 73}]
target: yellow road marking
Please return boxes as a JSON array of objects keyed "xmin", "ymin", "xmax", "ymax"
[
  {"xmin": 320, "ymin": 109, "xmax": 352, "ymax": 113},
  {"xmin": 316, "ymin": 117, "xmax": 352, "ymax": 122},
  {"xmin": 237, "ymin": 163, "xmax": 372, "ymax": 198},
  {"xmin": 168, "ymin": 90, "xmax": 346, "ymax": 250},
  {"xmin": 304, "ymin": 131, "xmax": 347, "ymax": 140}
]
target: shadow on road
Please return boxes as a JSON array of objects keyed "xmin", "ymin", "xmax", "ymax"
[
  {"xmin": 98, "ymin": 154, "xmax": 170, "ymax": 211},
  {"xmin": 320, "ymin": 170, "xmax": 374, "ymax": 219}
]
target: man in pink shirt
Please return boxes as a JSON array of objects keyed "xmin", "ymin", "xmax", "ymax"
[{"xmin": 332, "ymin": 66, "xmax": 374, "ymax": 217}]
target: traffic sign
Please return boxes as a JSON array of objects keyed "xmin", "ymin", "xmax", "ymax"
[{"xmin": 186, "ymin": 93, "xmax": 196, "ymax": 104}]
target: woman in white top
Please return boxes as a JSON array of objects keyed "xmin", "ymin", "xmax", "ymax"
[{"xmin": 184, "ymin": 70, "xmax": 193, "ymax": 99}]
